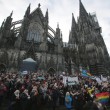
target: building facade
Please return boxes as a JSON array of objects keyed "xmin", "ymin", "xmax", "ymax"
[{"xmin": 0, "ymin": 1, "xmax": 109, "ymax": 75}]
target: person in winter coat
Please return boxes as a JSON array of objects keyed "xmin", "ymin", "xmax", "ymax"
[
  {"xmin": 0, "ymin": 83, "xmax": 6, "ymax": 106},
  {"xmin": 51, "ymin": 86, "xmax": 59, "ymax": 110},
  {"xmin": 65, "ymin": 92, "xmax": 72, "ymax": 110},
  {"xmin": 20, "ymin": 89, "xmax": 30, "ymax": 110},
  {"xmin": 8, "ymin": 90, "xmax": 21, "ymax": 110}
]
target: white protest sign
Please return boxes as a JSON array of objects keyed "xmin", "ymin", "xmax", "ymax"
[
  {"xmin": 101, "ymin": 75, "xmax": 107, "ymax": 82},
  {"xmin": 95, "ymin": 77, "xmax": 102, "ymax": 84},
  {"xmin": 63, "ymin": 76, "xmax": 79, "ymax": 85},
  {"xmin": 21, "ymin": 71, "xmax": 28, "ymax": 75}
]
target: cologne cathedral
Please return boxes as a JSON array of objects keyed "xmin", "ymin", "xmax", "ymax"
[{"xmin": 0, "ymin": 1, "xmax": 109, "ymax": 75}]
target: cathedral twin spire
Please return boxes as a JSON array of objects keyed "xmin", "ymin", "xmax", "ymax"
[
  {"xmin": 79, "ymin": 0, "xmax": 88, "ymax": 21},
  {"xmin": 69, "ymin": 0, "xmax": 89, "ymax": 43}
]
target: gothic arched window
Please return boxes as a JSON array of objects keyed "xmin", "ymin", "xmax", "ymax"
[{"xmin": 26, "ymin": 22, "xmax": 43, "ymax": 43}]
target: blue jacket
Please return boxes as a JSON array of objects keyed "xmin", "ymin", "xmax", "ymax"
[{"xmin": 65, "ymin": 96, "xmax": 72, "ymax": 109}]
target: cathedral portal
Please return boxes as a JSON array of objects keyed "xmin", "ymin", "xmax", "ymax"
[
  {"xmin": 0, "ymin": 63, "xmax": 6, "ymax": 73},
  {"xmin": 47, "ymin": 67, "xmax": 56, "ymax": 75}
]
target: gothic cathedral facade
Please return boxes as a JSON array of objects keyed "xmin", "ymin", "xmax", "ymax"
[{"xmin": 0, "ymin": 1, "xmax": 110, "ymax": 75}]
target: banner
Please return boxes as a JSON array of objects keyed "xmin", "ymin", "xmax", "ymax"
[
  {"xmin": 63, "ymin": 76, "xmax": 79, "ymax": 85},
  {"xmin": 21, "ymin": 71, "xmax": 28, "ymax": 75},
  {"xmin": 101, "ymin": 75, "xmax": 107, "ymax": 82}
]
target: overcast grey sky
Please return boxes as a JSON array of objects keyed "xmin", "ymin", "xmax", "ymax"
[{"xmin": 0, "ymin": 0, "xmax": 110, "ymax": 55}]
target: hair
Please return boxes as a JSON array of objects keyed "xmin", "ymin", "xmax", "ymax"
[{"xmin": 66, "ymin": 92, "xmax": 70, "ymax": 96}]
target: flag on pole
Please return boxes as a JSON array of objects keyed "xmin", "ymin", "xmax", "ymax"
[
  {"xmin": 87, "ymin": 72, "xmax": 92, "ymax": 76},
  {"xmin": 95, "ymin": 92, "xmax": 110, "ymax": 105},
  {"xmin": 81, "ymin": 69, "xmax": 94, "ymax": 79},
  {"xmin": 81, "ymin": 70, "xmax": 92, "ymax": 77}
]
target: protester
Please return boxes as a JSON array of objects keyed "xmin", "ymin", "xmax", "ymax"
[
  {"xmin": 65, "ymin": 92, "xmax": 72, "ymax": 110},
  {"xmin": 0, "ymin": 71, "xmax": 109, "ymax": 110},
  {"xmin": 20, "ymin": 89, "xmax": 30, "ymax": 110}
]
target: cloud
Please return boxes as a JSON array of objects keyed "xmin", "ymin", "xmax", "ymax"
[{"xmin": 0, "ymin": 0, "xmax": 110, "ymax": 55}]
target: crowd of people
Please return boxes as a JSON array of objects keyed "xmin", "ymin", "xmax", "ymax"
[{"xmin": 0, "ymin": 72, "xmax": 110, "ymax": 110}]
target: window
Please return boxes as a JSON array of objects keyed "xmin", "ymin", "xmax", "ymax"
[{"xmin": 27, "ymin": 28, "xmax": 41, "ymax": 42}]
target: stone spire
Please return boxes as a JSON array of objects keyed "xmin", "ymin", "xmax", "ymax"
[
  {"xmin": 10, "ymin": 11, "xmax": 13, "ymax": 17},
  {"xmin": 69, "ymin": 13, "xmax": 77, "ymax": 44},
  {"xmin": 60, "ymin": 31, "xmax": 62, "ymax": 40},
  {"xmin": 79, "ymin": 0, "xmax": 88, "ymax": 21},
  {"xmin": 71, "ymin": 13, "xmax": 77, "ymax": 31},
  {"xmin": 45, "ymin": 9, "xmax": 48, "ymax": 20},
  {"xmin": 45, "ymin": 9, "xmax": 49, "ymax": 25},
  {"xmin": 55, "ymin": 23, "xmax": 60, "ymax": 39},
  {"xmin": 3, "ymin": 11, "xmax": 13, "ymax": 33},
  {"xmin": 38, "ymin": 3, "xmax": 41, "ymax": 8},
  {"xmin": 57, "ymin": 22, "xmax": 59, "ymax": 28},
  {"xmin": 24, "ymin": 4, "xmax": 30, "ymax": 18},
  {"xmin": 54, "ymin": 23, "xmax": 63, "ymax": 54},
  {"xmin": 0, "ymin": 19, "xmax": 5, "ymax": 30}
]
